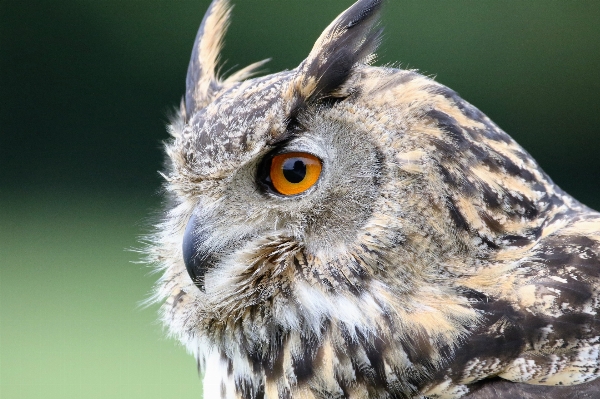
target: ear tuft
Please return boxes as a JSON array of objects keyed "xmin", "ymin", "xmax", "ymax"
[
  {"xmin": 185, "ymin": 0, "xmax": 232, "ymax": 118},
  {"xmin": 288, "ymin": 0, "xmax": 384, "ymax": 105},
  {"xmin": 223, "ymin": 58, "xmax": 271, "ymax": 84}
]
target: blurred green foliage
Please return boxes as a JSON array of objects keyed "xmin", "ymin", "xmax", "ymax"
[
  {"xmin": 1, "ymin": 1, "xmax": 599, "ymax": 398},
  {"xmin": 2, "ymin": 0, "xmax": 600, "ymax": 204},
  {"xmin": 0, "ymin": 193, "xmax": 201, "ymax": 398}
]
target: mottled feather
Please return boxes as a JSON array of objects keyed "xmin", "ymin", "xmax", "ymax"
[{"xmin": 148, "ymin": 1, "xmax": 600, "ymax": 398}]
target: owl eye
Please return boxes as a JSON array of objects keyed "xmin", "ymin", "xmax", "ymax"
[{"xmin": 268, "ymin": 152, "xmax": 322, "ymax": 196}]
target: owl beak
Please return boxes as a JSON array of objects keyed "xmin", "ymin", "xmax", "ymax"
[{"xmin": 182, "ymin": 212, "xmax": 216, "ymax": 291}]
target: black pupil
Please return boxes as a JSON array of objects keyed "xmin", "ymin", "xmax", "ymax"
[{"xmin": 282, "ymin": 158, "xmax": 307, "ymax": 183}]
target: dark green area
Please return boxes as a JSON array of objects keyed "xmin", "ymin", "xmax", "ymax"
[
  {"xmin": 2, "ymin": 0, "xmax": 599, "ymax": 204},
  {"xmin": 1, "ymin": 1, "xmax": 599, "ymax": 398}
]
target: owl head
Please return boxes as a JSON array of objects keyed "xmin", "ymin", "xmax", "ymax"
[{"xmin": 150, "ymin": 0, "xmax": 600, "ymax": 398}]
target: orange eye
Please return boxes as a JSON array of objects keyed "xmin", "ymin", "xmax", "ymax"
[{"xmin": 269, "ymin": 152, "xmax": 322, "ymax": 196}]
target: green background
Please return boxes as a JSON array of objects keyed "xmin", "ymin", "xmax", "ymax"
[{"xmin": 1, "ymin": 1, "xmax": 599, "ymax": 398}]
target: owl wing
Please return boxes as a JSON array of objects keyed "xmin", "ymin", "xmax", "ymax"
[
  {"xmin": 464, "ymin": 376, "xmax": 600, "ymax": 399},
  {"xmin": 436, "ymin": 212, "xmax": 600, "ymax": 396},
  {"xmin": 417, "ymin": 85, "xmax": 600, "ymax": 394}
]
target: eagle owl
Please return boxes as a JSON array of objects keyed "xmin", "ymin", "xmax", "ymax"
[{"xmin": 148, "ymin": 0, "xmax": 600, "ymax": 398}]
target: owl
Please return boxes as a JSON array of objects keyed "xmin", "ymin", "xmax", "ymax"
[{"xmin": 148, "ymin": 0, "xmax": 600, "ymax": 398}]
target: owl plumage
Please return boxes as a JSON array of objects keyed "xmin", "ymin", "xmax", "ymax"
[{"xmin": 148, "ymin": 0, "xmax": 600, "ymax": 398}]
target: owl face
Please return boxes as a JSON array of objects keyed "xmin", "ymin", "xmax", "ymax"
[
  {"xmin": 152, "ymin": 0, "xmax": 600, "ymax": 398},
  {"xmin": 176, "ymin": 94, "xmax": 387, "ymax": 314}
]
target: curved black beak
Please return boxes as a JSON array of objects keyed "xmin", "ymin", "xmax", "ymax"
[{"xmin": 182, "ymin": 212, "xmax": 217, "ymax": 291}]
